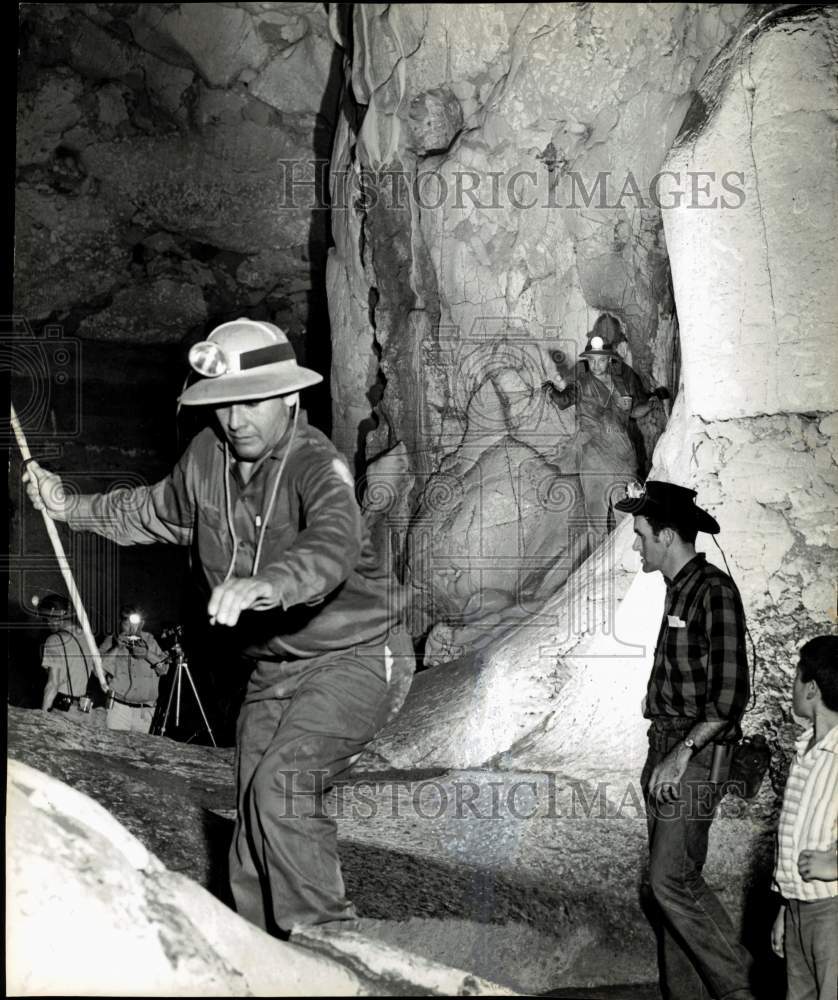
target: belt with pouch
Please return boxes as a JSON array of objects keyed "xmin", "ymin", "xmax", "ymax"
[
  {"xmin": 647, "ymin": 717, "xmax": 737, "ymax": 783},
  {"xmin": 647, "ymin": 717, "xmax": 694, "ymax": 753},
  {"xmin": 112, "ymin": 695, "xmax": 157, "ymax": 708}
]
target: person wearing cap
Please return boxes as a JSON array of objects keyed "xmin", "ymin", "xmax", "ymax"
[
  {"xmin": 615, "ymin": 480, "xmax": 754, "ymax": 1000},
  {"xmin": 36, "ymin": 593, "xmax": 96, "ymax": 715},
  {"xmin": 541, "ymin": 313, "xmax": 669, "ymax": 539},
  {"xmin": 99, "ymin": 605, "xmax": 168, "ymax": 733},
  {"xmin": 23, "ymin": 317, "xmax": 414, "ymax": 936}
]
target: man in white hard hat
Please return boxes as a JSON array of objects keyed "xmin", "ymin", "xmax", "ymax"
[
  {"xmin": 24, "ymin": 318, "xmax": 414, "ymax": 936},
  {"xmin": 542, "ymin": 313, "xmax": 669, "ymax": 539}
]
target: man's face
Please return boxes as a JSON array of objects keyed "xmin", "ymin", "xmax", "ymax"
[
  {"xmin": 632, "ymin": 515, "xmax": 667, "ymax": 574},
  {"xmin": 214, "ymin": 396, "xmax": 292, "ymax": 462},
  {"xmin": 589, "ymin": 355, "xmax": 611, "ymax": 376},
  {"xmin": 791, "ymin": 660, "xmax": 814, "ymax": 722}
]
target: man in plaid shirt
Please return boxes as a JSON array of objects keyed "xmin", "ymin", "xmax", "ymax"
[{"xmin": 616, "ymin": 480, "xmax": 754, "ymax": 1000}]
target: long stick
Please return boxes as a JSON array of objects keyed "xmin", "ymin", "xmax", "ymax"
[{"xmin": 10, "ymin": 403, "xmax": 108, "ymax": 692}]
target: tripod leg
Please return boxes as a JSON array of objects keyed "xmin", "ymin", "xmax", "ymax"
[
  {"xmin": 175, "ymin": 658, "xmax": 183, "ymax": 728},
  {"xmin": 159, "ymin": 662, "xmax": 179, "ymax": 736},
  {"xmin": 181, "ymin": 661, "xmax": 217, "ymax": 748}
]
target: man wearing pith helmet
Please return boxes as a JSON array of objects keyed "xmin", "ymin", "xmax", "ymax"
[{"xmin": 23, "ymin": 317, "xmax": 415, "ymax": 936}]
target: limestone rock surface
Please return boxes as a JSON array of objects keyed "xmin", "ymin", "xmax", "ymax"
[
  {"xmin": 16, "ymin": 3, "xmax": 340, "ymax": 343},
  {"xmin": 655, "ymin": 4, "xmax": 838, "ymax": 794},
  {"xmin": 328, "ymin": 3, "xmax": 749, "ymax": 630},
  {"xmin": 6, "ymin": 759, "xmax": 363, "ymax": 996}
]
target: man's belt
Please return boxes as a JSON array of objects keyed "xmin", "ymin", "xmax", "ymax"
[
  {"xmin": 647, "ymin": 717, "xmax": 694, "ymax": 753},
  {"xmin": 112, "ymin": 695, "xmax": 157, "ymax": 708},
  {"xmin": 648, "ymin": 716, "xmax": 694, "ymax": 733}
]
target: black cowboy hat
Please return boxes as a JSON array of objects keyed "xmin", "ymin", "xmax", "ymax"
[{"xmin": 615, "ymin": 480, "xmax": 720, "ymax": 535}]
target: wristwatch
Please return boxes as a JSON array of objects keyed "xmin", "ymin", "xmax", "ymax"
[{"xmin": 681, "ymin": 737, "xmax": 697, "ymax": 754}]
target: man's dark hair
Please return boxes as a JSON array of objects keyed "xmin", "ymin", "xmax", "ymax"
[
  {"xmin": 799, "ymin": 635, "xmax": 838, "ymax": 711},
  {"xmin": 643, "ymin": 514, "xmax": 698, "ymax": 546}
]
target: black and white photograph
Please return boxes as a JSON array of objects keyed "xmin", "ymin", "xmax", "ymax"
[{"xmin": 6, "ymin": 4, "xmax": 837, "ymax": 997}]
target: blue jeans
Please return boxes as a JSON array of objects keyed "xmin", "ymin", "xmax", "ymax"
[{"xmin": 642, "ymin": 744, "xmax": 754, "ymax": 1000}]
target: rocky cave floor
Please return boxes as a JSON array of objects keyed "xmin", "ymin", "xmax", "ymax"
[{"xmin": 8, "ymin": 705, "xmax": 760, "ymax": 997}]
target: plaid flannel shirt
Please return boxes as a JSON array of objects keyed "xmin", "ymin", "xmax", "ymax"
[{"xmin": 645, "ymin": 554, "xmax": 749, "ymax": 736}]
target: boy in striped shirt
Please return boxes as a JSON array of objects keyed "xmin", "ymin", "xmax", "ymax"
[{"xmin": 771, "ymin": 635, "xmax": 838, "ymax": 1000}]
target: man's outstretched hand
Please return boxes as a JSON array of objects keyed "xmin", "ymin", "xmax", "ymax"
[
  {"xmin": 22, "ymin": 460, "xmax": 68, "ymax": 521},
  {"xmin": 208, "ymin": 577, "xmax": 277, "ymax": 627}
]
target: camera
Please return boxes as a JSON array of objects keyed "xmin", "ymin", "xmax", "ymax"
[
  {"xmin": 161, "ymin": 623, "xmax": 183, "ymax": 647},
  {"xmin": 119, "ymin": 609, "xmax": 144, "ymax": 646}
]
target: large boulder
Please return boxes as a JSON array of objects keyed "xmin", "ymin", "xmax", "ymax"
[{"xmin": 6, "ymin": 759, "xmax": 362, "ymax": 996}]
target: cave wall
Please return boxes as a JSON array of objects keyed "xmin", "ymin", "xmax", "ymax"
[
  {"xmin": 655, "ymin": 4, "xmax": 838, "ymax": 762},
  {"xmin": 328, "ymin": 3, "xmax": 751, "ymax": 634},
  {"xmin": 16, "ymin": 2, "xmax": 340, "ymax": 355}
]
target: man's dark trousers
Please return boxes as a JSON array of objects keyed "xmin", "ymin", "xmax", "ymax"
[
  {"xmin": 642, "ymin": 742, "xmax": 755, "ymax": 1000},
  {"xmin": 229, "ymin": 629, "xmax": 414, "ymax": 934}
]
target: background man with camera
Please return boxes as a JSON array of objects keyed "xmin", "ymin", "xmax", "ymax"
[{"xmin": 99, "ymin": 604, "xmax": 168, "ymax": 733}]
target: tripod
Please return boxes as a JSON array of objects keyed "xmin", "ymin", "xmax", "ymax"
[{"xmin": 157, "ymin": 641, "xmax": 217, "ymax": 747}]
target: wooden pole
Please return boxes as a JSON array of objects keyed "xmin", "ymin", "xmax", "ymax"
[{"xmin": 10, "ymin": 403, "xmax": 108, "ymax": 692}]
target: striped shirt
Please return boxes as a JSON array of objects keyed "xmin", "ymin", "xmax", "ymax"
[
  {"xmin": 645, "ymin": 554, "xmax": 750, "ymax": 734},
  {"xmin": 773, "ymin": 725, "xmax": 838, "ymax": 901}
]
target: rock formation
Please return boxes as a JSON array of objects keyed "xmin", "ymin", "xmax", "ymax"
[
  {"xmin": 6, "ymin": 716, "xmax": 520, "ymax": 995},
  {"xmin": 327, "ymin": 3, "xmax": 752, "ymax": 633},
  {"xmin": 16, "ymin": 3, "xmax": 340, "ymax": 350}
]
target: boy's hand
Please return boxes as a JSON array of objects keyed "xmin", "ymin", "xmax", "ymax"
[
  {"xmin": 798, "ymin": 848, "xmax": 838, "ymax": 882},
  {"xmin": 770, "ymin": 906, "xmax": 785, "ymax": 958}
]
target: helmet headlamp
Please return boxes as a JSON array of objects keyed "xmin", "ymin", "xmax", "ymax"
[{"xmin": 188, "ymin": 340, "xmax": 296, "ymax": 379}]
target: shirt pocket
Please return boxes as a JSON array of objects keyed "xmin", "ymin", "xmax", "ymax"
[{"xmin": 196, "ymin": 504, "xmax": 232, "ymax": 579}]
